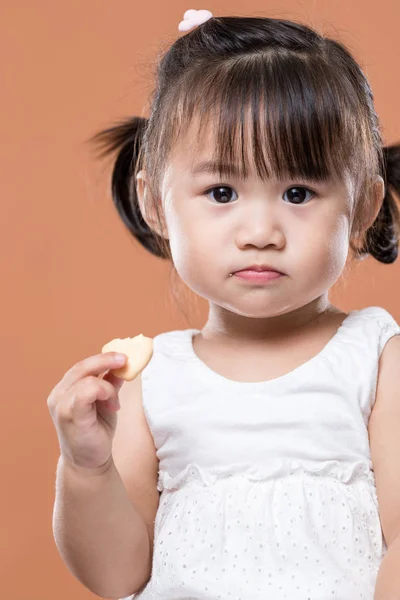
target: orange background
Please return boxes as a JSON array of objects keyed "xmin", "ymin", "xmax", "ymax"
[{"xmin": 2, "ymin": 1, "xmax": 399, "ymax": 598}]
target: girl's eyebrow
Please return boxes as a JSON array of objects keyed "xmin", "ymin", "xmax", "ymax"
[
  {"xmin": 190, "ymin": 160, "xmax": 241, "ymax": 177},
  {"xmin": 190, "ymin": 160, "xmax": 335, "ymax": 185}
]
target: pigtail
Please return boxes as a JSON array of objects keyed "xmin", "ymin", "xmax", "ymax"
[
  {"xmin": 361, "ymin": 143, "xmax": 400, "ymax": 264},
  {"xmin": 88, "ymin": 116, "xmax": 169, "ymax": 259}
]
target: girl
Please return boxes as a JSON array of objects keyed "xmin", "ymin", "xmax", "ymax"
[{"xmin": 48, "ymin": 10, "xmax": 400, "ymax": 600}]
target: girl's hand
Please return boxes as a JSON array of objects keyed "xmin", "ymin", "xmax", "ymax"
[{"xmin": 47, "ymin": 352, "xmax": 127, "ymax": 474}]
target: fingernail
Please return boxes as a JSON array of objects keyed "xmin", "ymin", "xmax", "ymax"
[{"xmin": 114, "ymin": 353, "xmax": 126, "ymax": 364}]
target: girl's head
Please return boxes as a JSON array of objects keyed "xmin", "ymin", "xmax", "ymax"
[{"xmin": 90, "ymin": 15, "xmax": 400, "ymax": 318}]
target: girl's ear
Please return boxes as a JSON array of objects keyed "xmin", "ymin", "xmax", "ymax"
[
  {"xmin": 368, "ymin": 175, "xmax": 386, "ymax": 228},
  {"xmin": 354, "ymin": 175, "xmax": 385, "ymax": 236},
  {"xmin": 136, "ymin": 170, "xmax": 169, "ymax": 239}
]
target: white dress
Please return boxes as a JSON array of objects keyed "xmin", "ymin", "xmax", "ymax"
[{"xmin": 124, "ymin": 306, "xmax": 400, "ymax": 600}]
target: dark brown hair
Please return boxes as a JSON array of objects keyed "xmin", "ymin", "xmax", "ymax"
[{"xmin": 88, "ymin": 15, "xmax": 400, "ymax": 264}]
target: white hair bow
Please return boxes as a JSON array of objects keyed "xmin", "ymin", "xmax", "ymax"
[{"xmin": 178, "ymin": 9, "xmax": 213, "ymax": 32}]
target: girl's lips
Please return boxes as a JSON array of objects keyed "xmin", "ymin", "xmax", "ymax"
[
  {"xmin": 235, "ymin": 263, "xmax": 285, "ymax": 274},
  {"xmin": 233, "ymin": 270, "xmax": 284, "ymax": 282}
]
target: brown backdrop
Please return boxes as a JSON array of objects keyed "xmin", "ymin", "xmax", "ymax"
[{"xmin": 2, "ymin": 1, "xmax": 399, "ymax": 598}]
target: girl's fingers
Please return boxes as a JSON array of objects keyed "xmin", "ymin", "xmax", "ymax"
[{"xmin": 57, "ymin": 352, "xmax": 127, "ymax": 392}]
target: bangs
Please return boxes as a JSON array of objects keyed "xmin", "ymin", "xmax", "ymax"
[{"xmin": 167, "ymin": 51, "xmax": 366, "ymax": 187}]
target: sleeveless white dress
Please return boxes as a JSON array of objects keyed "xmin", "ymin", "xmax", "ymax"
[{"xmin": 124, "ymin": 306, "xmax": 400, "ymax": 600}]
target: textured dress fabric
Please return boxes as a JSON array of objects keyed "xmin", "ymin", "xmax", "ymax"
[{"xmin": 122, "ymin": 306, "xmax": 400, "ymax": 600}]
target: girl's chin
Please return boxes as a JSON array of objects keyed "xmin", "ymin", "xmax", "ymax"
[{"xmin": 216, "ymin": 302, "xmax": 291, "ymax": 320}]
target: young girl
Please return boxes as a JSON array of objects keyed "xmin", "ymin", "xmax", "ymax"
[{"xmin": 48, "ymin": 10, "xmax": 400, "ymax": 600}]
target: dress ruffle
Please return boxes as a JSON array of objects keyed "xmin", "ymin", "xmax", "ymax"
[{"xmin": 157, "ymin": 460, "xmax": 376, "ymax": 492}]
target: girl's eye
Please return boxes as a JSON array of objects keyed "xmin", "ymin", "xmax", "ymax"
[
  {"xmin": 204, "ymin": 185, "xmax": 316, "ymax": 205},
  {"xmin": 205, "ymin": 186, "xmax": 238, "ymax": 204},
  {"xmin": 283, "ymin": 186, "xmax": 315, "ymax": 204}
]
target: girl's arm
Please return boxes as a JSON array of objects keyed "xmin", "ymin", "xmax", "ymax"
[
  {"xmin": 53, "ymin": 374, "xmax": 160, "ymax": 599},
  {"xmin": 369, "ymin": 336, "xmax": 400, "ymax": 600}
]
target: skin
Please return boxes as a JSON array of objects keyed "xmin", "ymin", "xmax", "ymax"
[{"xmin": 136, "ymin": 117, "xmax": 385, "ymax": 382}]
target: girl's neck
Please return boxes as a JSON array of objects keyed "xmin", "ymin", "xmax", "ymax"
[{"xmin": 200, "ymin": 295, "xmax": 343, "ymax": 345}]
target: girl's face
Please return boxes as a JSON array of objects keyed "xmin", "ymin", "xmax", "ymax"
[{"xmin": 145, "ymin": 121, "xmax": 356, "ymax": 319}]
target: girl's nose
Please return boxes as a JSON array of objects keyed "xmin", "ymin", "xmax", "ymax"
[{"xmin": 235, "ymin": 211, "xmax": 285, "ymax": 250}]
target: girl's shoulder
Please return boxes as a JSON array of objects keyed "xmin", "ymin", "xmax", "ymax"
[
  {"xmin": 150, "ymin": 327, "xmax": 197, "ymax": 358},
  {"xmin": 349, "ymin": 305, "xmax": 398, "ymax": 326},
  {"xmin": 346, "ymin": 306, "xmax": 400, "ymax": 356}
]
